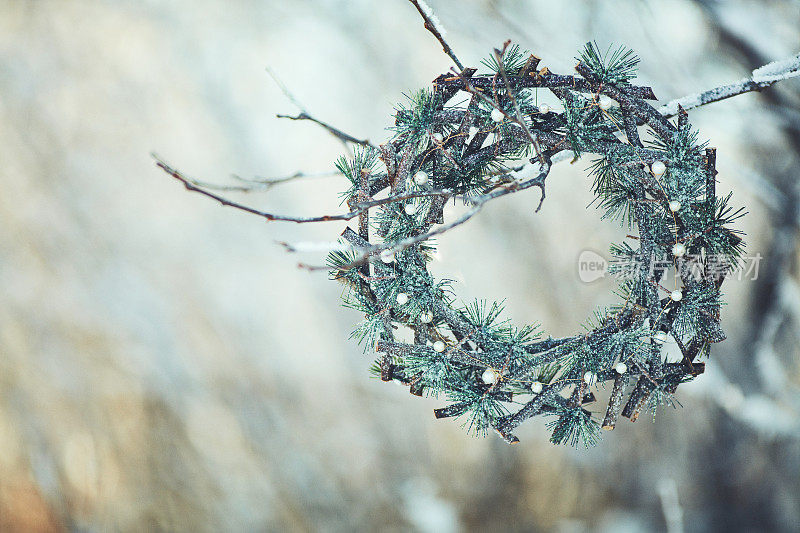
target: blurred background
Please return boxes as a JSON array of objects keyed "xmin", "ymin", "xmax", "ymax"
[{"xmin": 1, "ymin": 0, "xmax": 799, "ymax": 531}]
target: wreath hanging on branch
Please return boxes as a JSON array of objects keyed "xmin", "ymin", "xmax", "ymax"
[
  {"xmin": 319, "ymin": 40, "xmax": 744, "ymax": 447},
  {"xmin": 155, "ymin": 4, "xmax": 800, "ymax": 446}
]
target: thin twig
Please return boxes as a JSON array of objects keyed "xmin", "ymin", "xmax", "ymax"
[
  {"xmin": 267, "ymin": 67, "xmax": 374, "ymax": 147},
  {"xmin": 156, "ymin": 155, "xmax": 358, "ymax": 223},
  {"xmin": 186, "ymin": 170, "xmax": 342, "ymax": 193},
  {"xmin": 266, "ymin": 66, "xmax": 305, "ymax": 110},
  {"xmin": 407, "ymin": 0, "xmax": 464, "ymax": 70},
  {"xmin": 276, "ymin": 112, "xmax": 373, "ymax": 147}
]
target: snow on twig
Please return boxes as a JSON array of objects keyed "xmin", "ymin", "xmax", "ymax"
[{"xmin": 658, "ymin": 52, "xmax": 800, "ymax": 117}]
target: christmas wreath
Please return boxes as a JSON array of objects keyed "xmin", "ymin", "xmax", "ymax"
[{"xmin": 321, "ymin": 41, "xmax": 745, "ymax": 447}]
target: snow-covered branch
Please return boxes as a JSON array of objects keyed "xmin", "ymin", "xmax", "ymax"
[
  {"xmin": 407, "ymin": 0, "xmax": 463, "ymax": 70},
  {"xmin": 659, "ymin": 52, "xmax": 800, "ymax": 117}
]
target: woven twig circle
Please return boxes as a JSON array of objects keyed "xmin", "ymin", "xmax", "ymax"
[{"xmin": 328, "ymin": 43, "xmax": 744, "ymax": 446}]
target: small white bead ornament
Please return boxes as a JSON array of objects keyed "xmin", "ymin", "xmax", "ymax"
[
  {"xmin": 380, "ymin": 250, "xmax": 395, "ymax": 263},
  {"xmin": 531, "ymin": 381, "xmax": 543, "ymax": 394},
  {"xmin": 420, "ymin": 311, "xmax": 433, "ymax": 324},
  {"xmin": 432, "ymin": 132, "xmax": 444, "ymax": 143},
  {"xmin": 413, "ymin": 170, "xmax": 428, "ymax": 186},
  {"xmin": 651, "ymin": 160, "xmax": 666, "ymax": 176},
  {"xmin": 668, "ymin": 200, "xmax": 681, "ymax": 212},
  {"xmin": 490, "ymin": 108, "xmax": 505, "ymax": 123},
  {"xmin": 672, "ymin": 243, "xmax": 687, "ymax": 257},
  {"xmin": 404, "ymin": 204, "xmax": 417, "ymax": 215},
  {"xmin": 583, "ymin": 371, "xmax": 597, "ymax": 386},
  {"xmin": 615, "ymin": 362, "xmax": 628, "ymax": 374},
  {"xmin": 539, "ymin": 103, "xmax": 551, "ymax": 114},
  {"xmin": 670, "ymin": 290, "xmax": 683, "ymax": 302},
  {"xmin": 482, "ymin": 368, "xmax": 499, "ymax": 385},
  {"xmin": 433, "ymin": 340, "xmax": 446, "ymax": 353},
  {"xmin": 396, "ymin": 292, "xmax": 409, "ymax": 305},
  {"xmin": 598, "ymin": 95, "xmax": 613, "ymax": 110}
]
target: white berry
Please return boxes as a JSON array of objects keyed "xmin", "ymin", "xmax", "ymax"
[
  {"xmin": 433, "ymin": 340, "xmax": 446, "ymax": 353},
  {"xmin": 583, "ymin": 371, "xmax": 597, "ymax": 386},
  {"xmin": 670, "ymin": 290, "xmax": 683, "ymax": 302},
  {"xmin": 468, "ymin": 125, "xmax": 479, "ymax": 137},
  {"xmin": 420, "ymin": 311, "xmax": 433, "ymax": 324},
  {"xmin": 404, "ymin": 203, "xmax": 417, "ymax": 215},
  {"xmin": 432, "ymin": 132, "xmax": 444, "ymax": 143},
  {"xmin": 651, "ymin": 160, "xmax": 666, "ymax": 176},
  {"xmin": 672, "ymin": 243, "xmax": 687, "ymax": 257},
  {"xmin": 615, "ymin": 362, "xmax": 628, "ymax": 374},
  {"xmin": 653, "ymin": 331, "xmax": 668, "ymax": 344},
  {"xmin": 669, "ymin": 200, "xmax": 681, "ymax": 212},
  {"xmin": 380, "ymin": 249, "xmax": 395, "ymax": 263},
  {"xmin": 481, "ymin": 368, "xmax": 499, "ymax": 385},
  {"xmin": 531, "ymin": 381, "xmax": 543, "ymax": 394},
  {"xmin": 539, "ymin": 103, "xmax": 551, "ymax": 114},
  {"xmin": 396, "ymin": 292, "xmax": 409, "ymax": 305},
  {"xmin": 413, "ymin": 170, "xmax": 428, "ymax": 186},
  {"xmin": 598, "ymin": 95, "xmax": 613, "ymax": 110},
  {"xmin": 490, "ymin": 108, "xmax": 505, "ymax": 123}
]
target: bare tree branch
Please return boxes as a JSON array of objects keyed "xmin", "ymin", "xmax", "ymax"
[{"xmin": 155, "ymin": 155, "xmax": 360, "ymax": 223}]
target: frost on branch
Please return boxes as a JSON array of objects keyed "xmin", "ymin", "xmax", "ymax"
[
  {"xmin": 659, "ymin": 51, "xmax": 800, "ymax": 117},
  {"xmin": 751, "ymin": 52, "xmax": 800, "ymax": 83}
]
